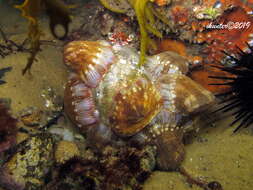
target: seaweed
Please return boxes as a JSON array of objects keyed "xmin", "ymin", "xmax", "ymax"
[
  {"xmin": 46, "ymin": 146, "xmax": 154, "ymax": 190},
  {"xmin": 99, "ymin": 0, "xmax": 128, "ymax": 13},
  {"xmin": 0, "ymin": 67, "xmax": 12, "ymax": 85},
  {"xmin": 15, "ymin": 0, "xmax": 72, "ymax": 74},
  {"xmin": 99, "ymin": 0, "xmax": 170, "ymax": 66}
]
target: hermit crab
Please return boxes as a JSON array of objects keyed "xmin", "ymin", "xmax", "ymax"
[{"xmin": 63, "ymin": 40, "xmax": 215, "ymax": 170}]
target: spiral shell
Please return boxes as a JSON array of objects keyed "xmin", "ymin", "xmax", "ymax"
[
  {"xmin": 63, "ymin": 40, "xmax": 216, "ymax": 171},
  {"xmin": 157, "ymin": 74, "xmax": 215, "ymax": 114}
]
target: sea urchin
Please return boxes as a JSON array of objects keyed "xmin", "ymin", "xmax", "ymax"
[{"xmin": 209, "ymin": 45, "xmax": 253, "ymax": 132}]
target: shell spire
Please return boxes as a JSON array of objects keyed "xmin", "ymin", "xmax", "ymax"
[{"xmin": 63, "ymin": 40, "xmax": 115, "ymax": 88}]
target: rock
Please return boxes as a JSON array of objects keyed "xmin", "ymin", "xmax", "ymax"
[
  {"xmin": 55, "ymin": 140, "xmax": 80, "ymax": 164},
  {"xmin": 0, "ymin": 134, "xmax": 54, "ymax": 190}
]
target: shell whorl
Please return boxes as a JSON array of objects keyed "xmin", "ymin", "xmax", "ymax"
[
  {"xmin": 145, "ymin": 51, "xmax": 214, "ymax": 114},
  {"xmin": 64, "ymin": 73, "xmax": 98, "ymax": 128},
  {"xmin": 145, "ymin": 51, "xmax": 189, "ymax": 82},
  {"xmin": 157, "ymin": 74, "xmax": 215, "ymax": 114},
  {"xmin": 63, "ymin": 40, "xmax": 115, "ymax": 88}
]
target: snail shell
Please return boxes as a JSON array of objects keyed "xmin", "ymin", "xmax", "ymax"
[
  {"xmin": 146, "ymin": 51, "xmax": 214, "ymax": 114},
  {"xmin": 63, "ymin": 40, "xmax": 215, "ymax": 170}
]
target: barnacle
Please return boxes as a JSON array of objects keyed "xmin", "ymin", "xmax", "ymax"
[
  {"xmin": 15, "ymin": 0, "xmax": 72, "ymax": 74},
  {"xmin": 99, "ymin": 0, "xmax": 170, "ymax": 66}
]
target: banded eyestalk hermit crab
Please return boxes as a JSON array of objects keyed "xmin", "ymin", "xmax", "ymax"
[{"xmin": 63, "ymin": 40, "xmax": 215, "ymax": 170}]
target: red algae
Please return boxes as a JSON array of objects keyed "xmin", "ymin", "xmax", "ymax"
[
  {"xmin": 171, "ymin": 6, "xmax": 189, "ymax": 25},
  {"xmin": 190, "ymin": 5, "xmax": 253, "ymax": 93},
  {"xmin": 201, "ymin": 7, "xmax": 253, "ymax": 63}
]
